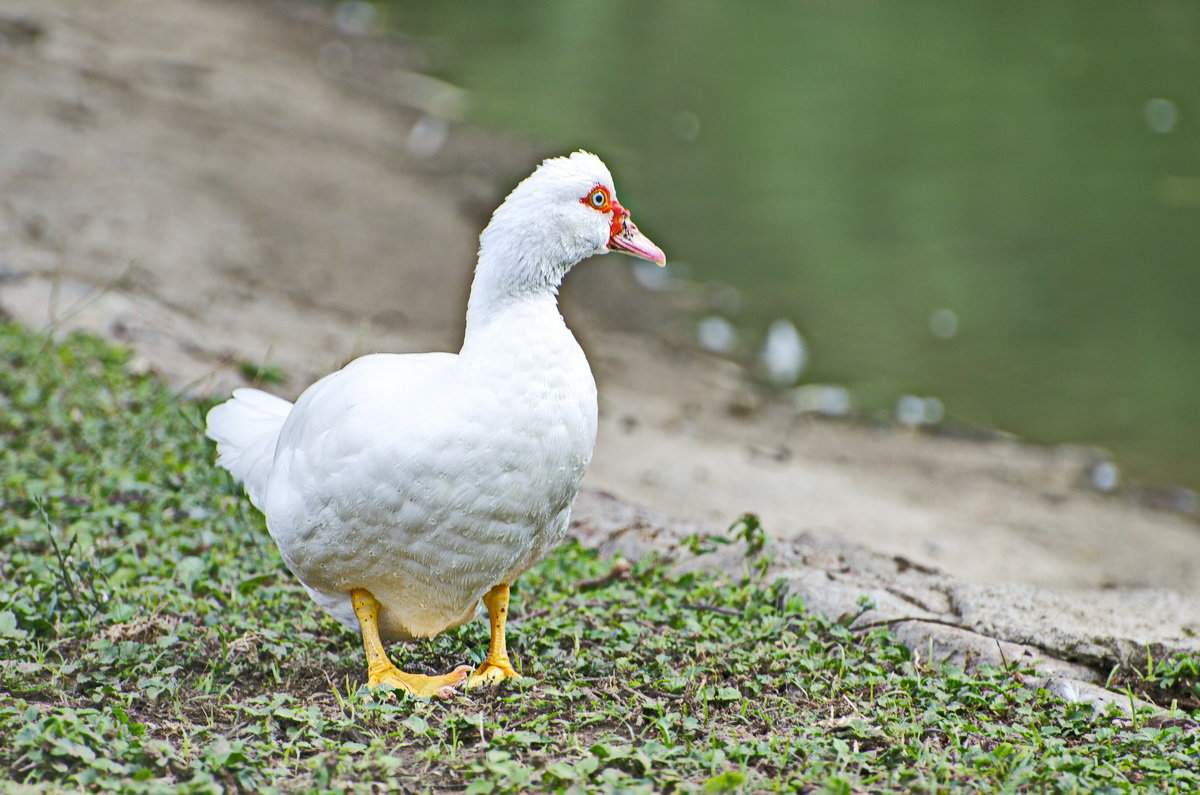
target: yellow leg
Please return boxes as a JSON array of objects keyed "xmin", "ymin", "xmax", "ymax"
[
  {"xmin": 350, "ymin": 588, "xmax": 470, "ymax": 699},
  {"xmin": 465, "ymin": 583, "xmax": 520, "ymax": 688}
]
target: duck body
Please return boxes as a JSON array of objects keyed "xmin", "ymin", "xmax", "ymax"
[
  {"xmin": 264, "ymin": 295, "xmax": 596, "ymax": 640},
  {"xmin": 207, "ymin": 151, "xmax": 664, "ymax": 695}
]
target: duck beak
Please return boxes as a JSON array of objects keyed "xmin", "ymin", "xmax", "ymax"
[{"xmin": 607, "ymin": 208, "xmax": 666, "ymax": 267}]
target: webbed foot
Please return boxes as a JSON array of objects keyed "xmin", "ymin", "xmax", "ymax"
[
  {"xmin": 465, "ymin": 657, "xmax": 519, "ymax": 689},
  {"xmin": 369, "ymin": 661, "xmax": 472, "ymax": 699}
]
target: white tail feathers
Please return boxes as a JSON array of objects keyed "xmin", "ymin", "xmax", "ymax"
[{"xmin": 205, "ymin": 388, "xmax": 293, "ymax": 510}]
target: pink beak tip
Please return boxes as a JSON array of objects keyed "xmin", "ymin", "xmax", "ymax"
[{"xmin": 608, "ymin": 219, "xmax": 666, "ymax": 267}]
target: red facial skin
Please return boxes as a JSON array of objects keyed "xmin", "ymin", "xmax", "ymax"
[
  {"xmin": 580, "ymin": 185, "xmax": 629, "ymax": 238},
  {"xmin": 581, "ymin": 183, "xmax": 666, "ymax": 266}
]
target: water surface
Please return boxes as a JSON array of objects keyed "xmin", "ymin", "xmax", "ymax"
[{"xmin": 384, "ymin": 0, "xmax": 1200, "ymax": 491}]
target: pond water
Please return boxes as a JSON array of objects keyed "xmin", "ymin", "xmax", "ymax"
[{"xmin": 382, "ymin": 0, "xmax": 1200, "ymax": 492}]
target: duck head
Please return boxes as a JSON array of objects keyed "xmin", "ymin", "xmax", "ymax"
[{"xmin": 474, "ymin": 152, "xmax": 665, "ymax": 300}]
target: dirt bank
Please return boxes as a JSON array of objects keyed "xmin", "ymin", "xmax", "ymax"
[{"xmin": 2, "ymin": 0, "xmax": 1197, "ymax": 704}]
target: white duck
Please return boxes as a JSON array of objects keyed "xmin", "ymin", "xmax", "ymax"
[{"xmin": 206, "ymin": 152, "xmax": 665, "ymax": 697}]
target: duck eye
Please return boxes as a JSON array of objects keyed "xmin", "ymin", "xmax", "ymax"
[{"xmin": 589, "ymin": 189, "xmax": 607, "ymax": 209}]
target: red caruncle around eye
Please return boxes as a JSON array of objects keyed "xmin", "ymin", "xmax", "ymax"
[{"xmin": 582, "ymin": 186, "xmax": 610, "ymax": 211}]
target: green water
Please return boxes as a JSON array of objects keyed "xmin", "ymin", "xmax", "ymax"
[{"xmin": 384, "ymin": 0, "xmax": 1200, "ymax": 491}]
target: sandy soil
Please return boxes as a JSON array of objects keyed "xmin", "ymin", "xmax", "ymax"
[{"xmin": 2, "ymin": 0, "xmax": 1198, "ymax": 676}]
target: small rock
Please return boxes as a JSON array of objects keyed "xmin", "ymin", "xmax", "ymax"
[
  {"xmin": 759, "ymin": 318, "xmax": 806, "ymax": 387},
  {"xmin": 791, "ymin": 383, "xmax": 852, "ymax": 417},
  {"xmin": 726, "ymin": 386, "xmax": 762, "ymax": 416},
  {"xmin": 1044, "ymin": 677, "xmax": 1079, "ymax": 703},
  {"xmin": 696, "ymin": 315, "xmax": 737, "ymax": 354},
  {"xmin": 1087, "ymin": 460, "xmax": 1120, "ymax": 493}
]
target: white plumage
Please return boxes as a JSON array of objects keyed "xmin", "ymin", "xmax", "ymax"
[
  {"xmin": 206, "ymin": 152, "xmax": 664, "ymax": 695},
  {"xmin": 207, "ymin": 388, "xmax": 292, "ymax": 510}
]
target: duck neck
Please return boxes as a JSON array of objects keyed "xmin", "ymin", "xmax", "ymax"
[
  {"xmin": 463, "ymin": 239, "xmax": 575, "ymax": 343},
  {"xmin": 462, "ymin": 188, "xmax": 604, "ymax": 346}
]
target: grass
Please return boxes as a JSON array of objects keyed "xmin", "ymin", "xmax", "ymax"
[{"xmin": 0, "ymin": 320, "xmax": 1197, "ymax": 793}]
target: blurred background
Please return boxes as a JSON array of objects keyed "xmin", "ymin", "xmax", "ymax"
[
  {"xmin": 4, "ymin": 0, "xmax": 1198, "ymax": 588},
  {"xmin": 372, "ymin": 0, "xmax": 1200, "ymax": 494}
]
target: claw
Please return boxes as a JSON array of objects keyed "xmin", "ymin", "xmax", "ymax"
[{"xmin": 466, "ymin": 658, "xmax": 519, "ymax": 689}]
